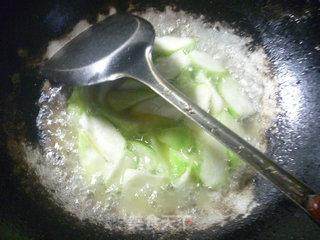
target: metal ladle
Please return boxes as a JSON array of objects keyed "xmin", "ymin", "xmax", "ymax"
[{"xmin": 41, "ymin": 14, "xmax": 320, "ymax": 225}]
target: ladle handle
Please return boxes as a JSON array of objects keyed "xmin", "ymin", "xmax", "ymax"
[
  {"xmin": 307, "ymin": 195, "xmax": 320, "ymax": 224},
  {"xmin": 132, "ymin": 53, "xmax": 320, "ymax": 225}
]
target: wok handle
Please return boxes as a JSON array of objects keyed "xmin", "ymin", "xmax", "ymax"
[
  {"xmin": 307, "ymin": 195, "xmax": 320, "ymax": 224},
  {"xmin": 129, "ymin": 48, "xmax": 320, "ymax": 226}
]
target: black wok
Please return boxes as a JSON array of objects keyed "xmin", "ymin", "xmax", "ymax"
[{"xmin": 1, "ymin": 0, "xmax": 320, "ymax": 239}]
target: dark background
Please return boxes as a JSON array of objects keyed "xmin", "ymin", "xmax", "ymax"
[{"xmin": 1, "ymin": 0, "xmax": 320, "ymax": 239}]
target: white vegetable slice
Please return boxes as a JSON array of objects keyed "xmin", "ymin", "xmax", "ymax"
[
  {"xmin": 129, "ymin": 141, "xmax": 167, "ymax": 175},
  {"xmin": 78, "ymin": 114, "xmax": 126, "ymax": 183},
  {"xmin": 189, "ymin": 50, "xmax": 226, "ymax": 74},
  {"xmin": 79, "ymin": 114, "xmax": 126, "ymax": 162},
  {"xmin": 194, "ymin": 71, "xmax": 209, "ymax": 84},
  {"xmin": 194, "ymin": 129, "xmax": 229, "ymax": 188},
  {"xmin": 155, "ymin": 51, "xmax": 191, "ymax": 79},
  {"xmin": 131, "ymin": 96, "xmax": 182, "ymax": 120},
  {"xmin": 218, "ymin": 76, "xmax": 256, "ymax": 118},
  {"xmin": 194, "ymin": 83, "xmax": 212, "ymax": 112},
  {"xmin": 210, "ymin": 85, "xmax": 224, "ymax": 115},
  {"xmin": 172, "ymin": 169, "xmax": 192, "ymax": 189},
  {"xmin": 154, "ymin": 36, "xmax": 196, "ymax": 55},
  {"xmin": 78, "ymin": 133, "xmax": 110, "ymax": 184},
  {"xmin": 194, "ymin": 71, "xmax": 224, "ymax": 114},
  {"xmin": 199, "ymin": 144, "xmax": 228, "ymax": 189}
]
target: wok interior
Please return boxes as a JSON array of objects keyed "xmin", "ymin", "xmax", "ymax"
[{"xmin": 1, "ymin": 1, "xmax": 320, "ymax": 239}]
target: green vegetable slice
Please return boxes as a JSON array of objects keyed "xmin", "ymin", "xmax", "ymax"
[
  {"xmin": 131, "ymin": 96, "xmax": 182, "ymax": 120},
  {"xmin": 189, "ymin": 50, "xmax": 228, "ymax": 78},
  {"xmin": 106, "ymin": 89, "xmax": 155, "ymax": 112},
  {"xmin": 193, "ymin": 71, "xmax": 225, "ymax": 114},
  {"xmin": 199, "ymin": 146, "xmax": 228, "ymax": 188},
  {"xmin": 217, "ymin": 76, "xmax": 256, "ymax": 119},
  {"xmin": 216, "ymin": 111, "xmax": 246, "ymax": 136},
  {"xmin": 157, "ymin": 126, "xmax": 194, "ymax": 151},
  {"xmin": 175, "ymin": 68, "xmax": 197, "ymax": 96},
  {"xmin": 154, "ymin": 36, "xmax": 196, "ymax": 56},
  {"xmin": 155, "ymin": 50, "xmax": 191, "ymax": 79},
  {"xmin": 78, "ymin": 130, "xmax": 108, "ymax": 184},
  {"xmin": 210, "ymin": 85, "xmax": 225, "ymax": 115},
  {"xmin": 77, "ymin": 114, "xmax": 126, "ymax": 185},
  {"xmin": 128, "ymin": 141, "xmax": 167, "ymax": 175},
  {"xmin": 167, "ymin": 148, "xmax": 190, "ymax": 180},
  {"xmin": 195, "ymin": 130, "xmax": 229, "ymax": 188}
]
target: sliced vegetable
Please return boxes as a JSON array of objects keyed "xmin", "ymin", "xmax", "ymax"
[
  {"xmin": 194, "ymin": 71, "xmax": 224, "ymax": 114},
  {"xmin": 194, "ymin": 83, "xmax": 212, "ymax": 112},
  {"xmin": 167, "ymin": 148, "xmax": 190, "ymax": 180},
  {"xmin": 128, "ymin": 141, "xmax": 167, "ymax": 175},
  {"xmin": 172, "ymin": 169, "xmax": 192, "ymax": 188},
  {"xmin": 216, "ymin": 111, "xmax": 246, "ymax": 137},
  {"xmin": 194, "ymin": 70, "xmax": 209, "ymax": 84},
  {"xmin": 210, "ymin": 85, "xmax": 225, "ymax": 115},
  {"xmin": 155, "ymin": 50, "xmax": 191, "ymax": 79},
  {"xmin": 96, "ymin": 106, "xmax": 140, "ymax": 137},
  {"xmin": 189, "ymin": 50, "xmax": 228, "ymax": 77},
  {"xmin": 121, "ymin": 169, "xmax": 165, "ymax": 187},
  {"xmin": 154, "ymin": 36, "xmax": 196, "ymax": 56},
  {"xmin": 131, "ymin": 96, "xmax": 182, "ymax": 120},
  {"xmin": 157, "ymin": 126, "xmax": 194, "ymax": 151},
  {"xmin": 94, "ymin": 103, "xmax": 175, "ymax": 137},
  {"xmin": 77, "ymin": 114, "xmax": 126, "ymax": 184},
  {"xmin": 175, "ymin": 68, "xmax": 197, "ymax": 96},
  {"xmin": 79, "ymin": 114, "xmax": 126, "ymax": 165},
  {"xmin": 193, "ymin": 129, "xmax": 229, "ymax": 188},
  {"xmin": 199, "ymin": 143, "xmax": 228, "ymax": 188},
  {"xmin": 106, "ymin": 89, "xmax": 155, "ymax": 112},
  {"xmin": 128, "ymin": 112, "xmax": 176, "ymax": 132},
  {"xmin": 217, "ymin": 76, "xmax": 256, "ymax": 119},
  {"xmin": 78, "ymin": 131, "xmax": 109, "ymax": 184},
  {"xmin": 157, "ymin": 126, "xmax": 199, "ymax": 181}
]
